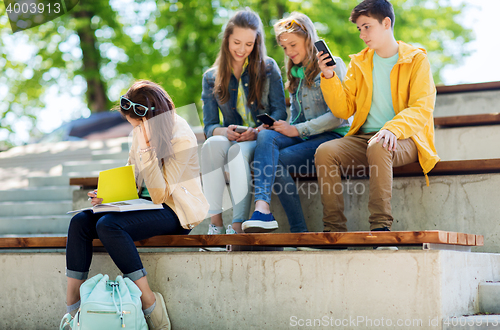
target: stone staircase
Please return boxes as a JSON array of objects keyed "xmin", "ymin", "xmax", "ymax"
[
  {"xmin": 0, "ymin": 85, "xmax": 499, "ymax": 329},
  {"xmin": 0, "ymin": 138, "xmax": 130, "ymax": 235}
]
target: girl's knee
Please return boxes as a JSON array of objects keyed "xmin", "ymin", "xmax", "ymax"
[
  {"xmin": 95, "ymin": 215, "xmax": 119, "ymax": 236},
  {"xmin": 228, "ymin": 142, "xmax": 254, "ymax": 163},
  {"xmin": 69, "ymin": 212, "xmax": 92, "ymax": 231},
  {"xmin": 202, "ymin": 136, "xmax": 229, "ymax": 155}
]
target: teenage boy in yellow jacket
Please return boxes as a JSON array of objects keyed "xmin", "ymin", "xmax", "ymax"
[{"xmin": 315, "ymin": 0, "xmax": 439, "ymax": 232}]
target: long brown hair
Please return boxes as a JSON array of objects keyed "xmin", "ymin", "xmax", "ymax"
[
  {"xmin": 119, "ymin": 80, "xmax": 176, "ymax": 164},
  {"xmin": 213, "ymin": 9, "xmax": 267, "ymax": 108},
  {"xmin": 274, "ymin": 12, "xmax": 321, "ymax": 94}
]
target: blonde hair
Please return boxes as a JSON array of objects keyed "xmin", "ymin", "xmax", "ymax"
[{"xmin": 274, "ymin": 12, "xmax": 321, "ymax": 94}]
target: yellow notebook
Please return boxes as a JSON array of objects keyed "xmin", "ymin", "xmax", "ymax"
[{"xmin": 96, "ymin": 165, "xmax": 139, "ymax": 203}]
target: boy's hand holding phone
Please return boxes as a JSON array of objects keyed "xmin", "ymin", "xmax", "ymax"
[
  {"xmin": 314, "ymin": 39, "xmax": 337, "ymax": 79},
  {"xmin": 317, "ymin": 52, "xmax": 336, "ymax": 79}
]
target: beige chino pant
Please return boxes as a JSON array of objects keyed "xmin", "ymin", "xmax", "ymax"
[{"xmin": 314, "ymin": 133, "xmax": 418, "ymax": 232}]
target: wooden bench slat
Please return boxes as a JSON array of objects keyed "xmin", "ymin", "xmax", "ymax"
[
  {"xmin": 393, "ymin": 158, "xmax": 500, "ymax": 177},
  {"xmin": 436, "ymin": 81, "xmax": 500, "ymax": 94},
  {"xmin": 0, "ymin": 231, "xmax": 484, "ymax": 249},
  {"xmin": 434, "ymin": 113, "xmax": 500, "ymax": 128},
  {"xmin": 69, "ymin": 177, "xmax": 99, "ymax": 187}
]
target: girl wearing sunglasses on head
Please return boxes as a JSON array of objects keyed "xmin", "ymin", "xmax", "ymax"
[
  {"xmin": 200, "ymin": 9, "xmax": 287, "ymax": 235},
  {"xmin": 62, "ymin": 80, "xmax": 209, "ymax": 330},
  {"xmin": 242, "ymin": 12, "xmax": 350, "ymax": 233}
]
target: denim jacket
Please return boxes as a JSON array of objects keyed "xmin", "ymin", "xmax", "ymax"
[
  {"xmin": 202, "ymin": 57, "xmax": 287, "ymax": 138},
  {"xmin": 291, "ymin": 57, "xmax": 350, "ymax": 139}
]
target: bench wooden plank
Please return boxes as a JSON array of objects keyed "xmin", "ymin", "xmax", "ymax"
[
  {"xmin": 69, "ymin": 177, "xmax": 98, "ymax": 187},
  {"xmin": 476, "ymin": 235, "xmax": 484, "ymax": 246},
  {"xmin": 393, "ymin": 158, "xmax": 500, "ymax": 177},
  {"xmin": 434, "ymin": 113, "xmax": 500, "ymax": 128},
  {"xmin": 0, "ymin": 231, "xmax": 484, "ymax": 249},
  {"xmin": 448, "ymin": 232, "xmax": 458, "ymax": 244},
  {"xmin": 466, "ymin": 234, "xmax": 476, "ymax": 246},
  {"xmin": 436, "ymin": 81, "xmax": 500, "ymax": 94}
]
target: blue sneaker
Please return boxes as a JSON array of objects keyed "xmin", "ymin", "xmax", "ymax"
[{"xmin": 242, "ymin": 211, "xmax": 279, "ymax": 233}]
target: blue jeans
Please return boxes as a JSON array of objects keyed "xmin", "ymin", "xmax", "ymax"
[
  {"xmin": 252, "ymin": 129, "xmax": 342, "ymax": 232},
  {"xmin": 66, "ymin": 204, "xmax": 189, "ymax": 281}
]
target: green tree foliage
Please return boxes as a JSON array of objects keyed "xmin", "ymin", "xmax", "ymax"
[{"xmin": 0, "ymin": 0, "xmax": 472, "ymax": 147}]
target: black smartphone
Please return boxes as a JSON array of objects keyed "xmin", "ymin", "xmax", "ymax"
[
  {"xmin": 256, "ymin": 113, "xmax": 276, "ymax": 126},
  {"xmin": 234, "ymin": 125, "xmax": 248, "ymax": 133},
  {"xmin": 314, "ymin": 39, "xmax": 336, "ymax": 66}
]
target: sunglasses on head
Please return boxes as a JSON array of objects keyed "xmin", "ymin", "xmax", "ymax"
[
  {"xmin": 120, "ymin": 96, "xmax": 154, "ymax": 117},
  {"xmin": 279, "ymin": 19, "xmax": 307, "ymax": 32}
]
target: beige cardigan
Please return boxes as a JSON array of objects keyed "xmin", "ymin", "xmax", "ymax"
[{"xmin": 127, "ymin": 115, "xmax": 209, "ymax": 229}]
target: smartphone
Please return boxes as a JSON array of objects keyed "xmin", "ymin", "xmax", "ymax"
[
  {"xmin": 314, "ymin": 39, "xmax": 336, "ymax": 66},
  {"xmin": 234, "ymin": 125, "xmax": 248, "ymax": 133},
  {"xmin": 256, "ymin": 113, "xmax": 276, "ymax": 126}
]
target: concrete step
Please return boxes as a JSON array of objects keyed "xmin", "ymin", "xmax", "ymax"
[
  {"xmin": 0, "ymin": 186, "xmax": 78, "ymax": 202},
  {"xmin": 479, "ymin": 282, "xmax": 500, "ymax": 314},
  {"xmin": 189, "ymin": 172, "xmax": 500, "ymax": 253},
  {"xmin": 0, "ymin": 215, "xmax": 72, "ymax": 235},
  {"xmin": 62, "ymin": 159, "xmax": 125, "ymax": 174},
  {"xmin": 435, "ymin": 90, "xmax": 500, "ymax": 117},
  {"xmin": 435, "ymin": 125, "xmax": 500, "ymax": 161},
  {"xmin": 28, "ymin": 175, "xmax": 71, "ymax": 187},
  {"xmin": 0, "ymin": 201, "xmax": 72, "ymax": 217},
  {"xmin": 1, "ymin": 250, "xmax": 499, "ymax": 329},
  {"xmin": 91, "ymin": 148, "xmax": 129, "ymax": 161}
]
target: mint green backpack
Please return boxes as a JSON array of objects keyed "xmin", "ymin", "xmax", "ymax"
[{"xmin": 60, "ymin": 274, "xmax": 148, "ymax": 330}]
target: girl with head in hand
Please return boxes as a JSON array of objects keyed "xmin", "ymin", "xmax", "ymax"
[{"xmin": 63, "ymin": 80, "xmax": 208, "ymax": 330}]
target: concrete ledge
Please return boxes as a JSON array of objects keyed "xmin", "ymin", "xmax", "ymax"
[
  {"xmin": 478, "ymin": 282, "xmax": 500, "ymax": 314},
  {"xmin": 435, "ymin": 126, "xmax": 500, "ymax": 161},
  {"xmin": 71, "ymin": 173, "xmax": 500, "ymax": 253},
  {"xmin": 183, "ymin": 173, "xmax": 500, "ymax": 253},
  {"xmin": 434, "ymin": 90, "xmax": 500, "ymax": 117},
  {"xmin": 1, "ymin": 250, "xmax": 499, "ymax": 329}
]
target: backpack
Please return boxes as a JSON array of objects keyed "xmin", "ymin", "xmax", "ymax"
[{"xmin": 60, "ymin": 274, "xmax": 148, "ymax": 330}]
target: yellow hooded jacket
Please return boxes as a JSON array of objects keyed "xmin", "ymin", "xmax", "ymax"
[{"xmin": 320, "ymin": 41, "xmax": 440, "ymax": 183}]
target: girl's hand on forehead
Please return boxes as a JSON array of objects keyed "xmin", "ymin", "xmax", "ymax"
[{"xmin": 316, "ymin": 51, "xmax": 336, "ymax": 79}]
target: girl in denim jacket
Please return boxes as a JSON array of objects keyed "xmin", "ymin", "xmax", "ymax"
[
  {"xmin": 201, "ymin": 9, "xmax": 287, "ymax": 234},
  {"xmin": 242, "ymin": 12, "xmax": 349, "ymax": 233}
]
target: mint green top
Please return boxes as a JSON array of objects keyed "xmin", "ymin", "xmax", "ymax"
[
  {"xmin": 332, "ymin": 126, "xmax": 351, "ymax": 136},
  {"xmin": 360, "ymin": 52, "xmax": 399, "ymax": 133},
  {"xmin": 140, "ymin": 181, "xmax": 150, "ymax": 198}
]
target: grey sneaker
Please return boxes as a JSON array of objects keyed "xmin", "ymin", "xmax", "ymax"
[{"xmin": 145, "ymin": 292, "xmax": 171, "ymax": 330}]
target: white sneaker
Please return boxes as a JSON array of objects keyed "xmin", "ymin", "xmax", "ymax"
[
  {"xmin": 226, "ymin": 225, "xmax": 237, "ymax": 234},
  {"xmin": 207, "ymin": 224, "xmax": 224, "ymax": 235}
]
